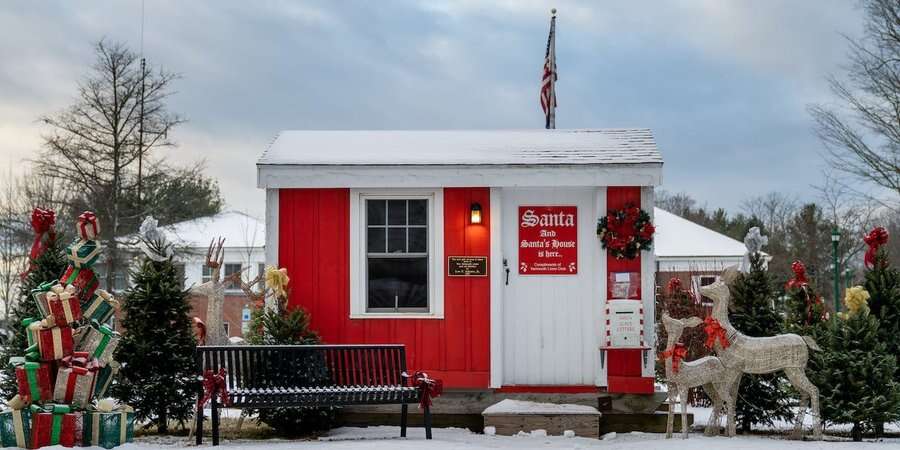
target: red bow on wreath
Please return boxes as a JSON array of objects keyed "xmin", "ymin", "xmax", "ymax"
[
  {"xmin": 21, "ymin": 208, "xmax": 56, "ymax": 280},
  {"xmin": 785, "ymin": 260, "xmax": 809, "ymax": 290},
  {"xmin": 409, "ymin": 371, "xmax": 443, "ymax": 409},
  {"xmin": 703, "ymin": 317, "xmax": 730, "ymax": 349},
  {"xmin": 660, "ymin": 343, "xmax": 687, "ymax": 374},
  {"xmin": 198, "ymin": 368, "xmax": 230, "ymax": 407},
  {"xmin": 864, "ymin": 227, "xmax": 889, "ymax": 269}
]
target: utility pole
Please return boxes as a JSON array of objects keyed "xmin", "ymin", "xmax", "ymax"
[{"xmin": 138, "ymin": 56, "xmax": 145, "ymax": 202}]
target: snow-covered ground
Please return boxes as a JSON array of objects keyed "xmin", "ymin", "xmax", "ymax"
[
  {"xmin": 105, "ymin": 406, "xmax": 900, "ymax": 449},
  {"xmin": 121, "ymin": 426, "xmax": 900, "ymax": 449}
]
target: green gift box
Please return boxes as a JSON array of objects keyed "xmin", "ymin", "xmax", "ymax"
[
  {"xmin": 64, "ymin": 239, "xmax": 101, "ymax": 269},
  {"xmin": 0, "ymin": 402, "xmax": 31, "ymax": 448},
  {"xmin": 92, "ymin": 361, "xmax": 119, "ymax": 400},
  {"xmin": 76, "ymin": 321, "xmax": 120, "ymax": 365},
  {"xmin": 82, "ymin": 406, "xmax": 133, "ymax": 449},
  {"xmin": 80, "ymin": 290, "xmax": 118, "ymax": 325}
]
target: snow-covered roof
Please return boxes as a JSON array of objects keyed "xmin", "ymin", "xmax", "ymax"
[
  {"xmin": 258, "ymin": 129, "xmax": 662, "ymax": 166},
  {"xmin": 160, "ymin": 211, "xmax": 265, "ymax": 249},
  {"xmin": 654, "ymin": 208, "xmax": 746, "ymax": 258},
  {"xmin": 654, "ymin": 207, "xmax": 753, "ymax": 272}
]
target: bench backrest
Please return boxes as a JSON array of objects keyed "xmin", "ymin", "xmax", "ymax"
[{"xmin": 196, "ymin": 344, "xmax": 408, "ymax": 390}]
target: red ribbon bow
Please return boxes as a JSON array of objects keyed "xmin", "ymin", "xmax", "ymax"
[
  {"xmin": 411, "ymin": 371, "xmax": 442, "ymax": 409},
  {"xmin": 703, "ymin": 317, "xmax": 730, "ymax": 349},
  {"xmin": 864, "ymin": 227, "xmax": 889, "ymax": 269},
  {"xmin": 198, "ymin": 368, "xmax": 229, "ymax": 407},
  {"xmin": 660, "ymin": 343, "xmax": 687, "ymax": 374},
  {"xmin": 667, "ymin": 278, "xmax": 683, "ymax": 295},
  {"xmin": 785, "ymin": 260, "xmax": 809, "ymax": 290},
  {"xmin": 59, "ymin": 351, "xmax": 100, "ymax": 375},
  {"xmin": 21, "ymin": 208, "xmax": 56, "ymax": 280}
]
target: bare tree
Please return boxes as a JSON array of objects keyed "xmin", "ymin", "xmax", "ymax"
[
  {"xmin": 740, "ymin": 192, "xmax": 798, "ymax": 237},
  {"xmin": 35, "ymin": 40, "xmax": 182, "ymax": 290},
  {"xmin": 808, "ymin": 0, "xmax": 900, "ymax": 204},
  {"xmin": 814, "ymin": 172, "xmax": 880, "ymax": 280},
  {"xmin": 655, "ymin": 190, "xmax": 698, "ymax": 216}
]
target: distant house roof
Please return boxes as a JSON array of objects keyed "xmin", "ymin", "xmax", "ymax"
[
  {"xmin": 259, "ymin": 129, "xmax": 662, "ymax": 166},
  {"xmin": 161, "ymin": 211, "xmax": 265, "ymax": 249},
  {"xmin": 654, "ymin": 207, "xmax": 749, "ymax": 272}
]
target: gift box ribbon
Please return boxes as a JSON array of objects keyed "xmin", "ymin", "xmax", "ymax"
[{"xmin": 30, "ymin": 404, "xmax": 71, "ymax": 446}]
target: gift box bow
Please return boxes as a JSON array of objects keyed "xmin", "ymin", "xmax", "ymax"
[
  {"xmin": 93, "ymin": 289, "xmax": 120, "ymax": 309},
  {"xmin": 90, "ymin": 400, "xmax": 133, "ymax": 414},
  {"xmin": 60, "ymin": 351, "xmax": 100, "ymax": 374}
]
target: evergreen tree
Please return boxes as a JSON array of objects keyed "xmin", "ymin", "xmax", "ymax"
[
  {"xmin": 783, "ymin": 260, "xmax": 828, "ymax": 335},
  {"xmin": 0, "ymin": 210, "xmax": 66, "ymax": 400},
  {"xmin": 245, "ymin": 268, "xmax": 336, "ymax": 436},
  {"xmin": 728, "ymin": 252, "xmax": 793, "ymax": 432},
  {"xmin": 809, "ymin": 287, "xmax": 900, "ymax": 441},
  {"xmin": 113, "ymin": 219, "xmax": 196, "ymax": 433},
  {"xmin": 864, "ymin": 242, "xmax": 900, "ymax": 358}
]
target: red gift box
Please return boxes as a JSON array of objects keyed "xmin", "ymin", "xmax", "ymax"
[
  {"xmin": 46, "ymin": 285, "xmax": 83, "ymax": 326},
  {"xmin": 59, "ymin": 266, "xmax": 99, "ymax": 303},
  {"xmin": 76, "ymin": 211, "xmax": 100, "ymax": 240},
  {"xmin": 32, "ymin": 323, "xmax": 74, "ymax": 361},
  {"xmin": 30, "ymin": 405, "xmax": 81, "ymax": 448},
  {"xmin": 14, "ymin": 361, "xmax": 52, "ymax": 404}
]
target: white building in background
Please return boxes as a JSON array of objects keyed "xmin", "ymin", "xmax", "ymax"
[{"xmin": 105, "ymin": 211, "xmax": 266, "ymax": 337}]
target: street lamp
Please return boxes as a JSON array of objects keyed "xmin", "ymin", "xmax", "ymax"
[{"xmin": 831, "ymin": 227, "xmax": 841, "ymax": 313}]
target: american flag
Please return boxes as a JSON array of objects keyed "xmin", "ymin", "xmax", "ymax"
[{"xmin": 541, "ymin": 11, "xmax": 557, "ymax": 129}]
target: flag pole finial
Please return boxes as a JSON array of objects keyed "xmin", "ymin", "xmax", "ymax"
[{"xmin": 551, "ymin": 8, "xmax": 557, "ymax": 15}]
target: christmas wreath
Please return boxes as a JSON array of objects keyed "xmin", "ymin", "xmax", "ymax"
[{"xmin": 597, "ymin": 204, "xmax": 655, "ymax": 259}]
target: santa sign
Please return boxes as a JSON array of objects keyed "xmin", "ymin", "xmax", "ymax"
[{"xmin": 518, "ymin": 206, "xmax": 577, "ymax": 275}]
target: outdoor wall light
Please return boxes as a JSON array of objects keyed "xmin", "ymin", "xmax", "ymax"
[{"xmin": 470, "ymin": 203, "xmax": 482, "ymax": 224}]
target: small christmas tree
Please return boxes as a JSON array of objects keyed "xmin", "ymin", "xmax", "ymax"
[
  {"xmin": 862, "ymin": 227, "xmax": 900, "ymax": 356},
  {"xmin": 246, "ymin": 267, "xmax": 336, "ymax": 436},
  {"xmin": 809, "ymin": 286, "xmax": 900, "ymax": 441},
  {"xmin": 784, "ymin": 260, "xmax": 828, "ymax": 334},
  {"xmin": 0, "ymin": 208, "xmax": 66, "ymax": 400},
  {"xmin": 113, "ymin": 217, "xmax": 196, "ymax": 433},
  {"xmin": 729, "ymin": 231, "xmax": 793, "ymax": 432}
]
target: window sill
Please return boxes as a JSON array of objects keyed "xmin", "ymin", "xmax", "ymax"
[{"xmin": 349, "ymin": 312, "xmax": 444, "ymax": 320}]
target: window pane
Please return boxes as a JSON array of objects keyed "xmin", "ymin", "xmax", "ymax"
[
  {"xmin": 367, "ymin": 257, "xmax": 428, "ymax": 310},
  {"xmin": 367, "ymin": 227, "xmax": 386, "ymax": 253},
  {"xmin": 388, "ymin": 200, "xmax": 406, "ymax": 225},
  {"xmin": 408, "ymin": 228, "xmax": 427, "ymax": 253},
  {"xmin": 224, "ymin": 263, "xmax": 242, "ymax": 289},
  {"xmin": 202, "ymin": 266, "xmax": 213, "ymax": 283},
  {"xmin": 367, "ymin": 200, "xmax": 386, "ymax": 226},
  {"xmin": 388, "ymin": 228, "xmax": 406, "ymax": 253},
  {"xmin": 408, "ymin": 200, "xmax": 427, "ymax": 225}
]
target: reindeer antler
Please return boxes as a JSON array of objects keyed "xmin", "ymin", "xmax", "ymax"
[{"xmin": 205, "ymin": 237, "xmax": 226, "ymax": 268}]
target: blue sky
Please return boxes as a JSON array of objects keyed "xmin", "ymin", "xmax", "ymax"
[{"xmin": 0, "ymin": 1, "xmax": 864, "ymax": 217}]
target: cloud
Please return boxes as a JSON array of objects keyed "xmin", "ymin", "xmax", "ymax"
[{"xmin": 0, "ymin": 0, "xmax": 867, "ymax": 217}]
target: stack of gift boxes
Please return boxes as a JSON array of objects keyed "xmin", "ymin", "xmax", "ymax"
[{"xmin": 0, "ymin": 212, "xmax": 134, "ymax": 449}]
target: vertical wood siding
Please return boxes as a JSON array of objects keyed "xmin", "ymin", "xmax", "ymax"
[{"xmin": 278, "ymin": 188, "xmax": 491, "ymax": 388}]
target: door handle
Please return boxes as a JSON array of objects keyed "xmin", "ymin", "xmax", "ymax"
[{"xmin": 503, "ymin": 258, "xmax": 510, "ymax": 285}]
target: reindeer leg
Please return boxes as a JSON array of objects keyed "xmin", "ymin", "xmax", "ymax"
[
  {"xmin": 666, "ymin": 385, "xmax": 675, "ymax": 439},
  {"xmin": 786, "ymin": 367, "xmax": 821, "ymax": 441},
  {"xmin": 703, "ymin": 383, "xmax": 720, "ymax": 436},
  {"xmin": 680, "ymin": 388, "xmax": 689, "ymax": 439}
]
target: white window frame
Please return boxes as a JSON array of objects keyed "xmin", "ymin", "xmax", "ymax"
[{"xmin": 349, "ymin": 188, "xmax": 444, "ymax": 319}]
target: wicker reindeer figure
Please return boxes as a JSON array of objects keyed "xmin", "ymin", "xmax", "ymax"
[
  {"xmin": 699, "ymin": 267, "xmax": 823, "ymax": 440},
  {"xmin": 660, "ymin": 313, "xmax": 737, "ymax": 439},
  {"xmin": 191, "ymin": 237, "xmax": 239, "ymax": 346}
]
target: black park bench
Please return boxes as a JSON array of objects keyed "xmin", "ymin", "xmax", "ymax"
[{"xmin": 195, "ymin": 344, "xmax": 432, "ymax": 445}]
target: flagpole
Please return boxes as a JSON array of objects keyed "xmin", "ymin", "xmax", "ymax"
[{"xmin": 549, "ymin": 8, "xmax": 556, "ymax": 130}]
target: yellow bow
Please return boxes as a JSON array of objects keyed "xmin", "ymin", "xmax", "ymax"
[{"xmin": 264, "ymin": 266, "xmax": 290, "ymax": 298}]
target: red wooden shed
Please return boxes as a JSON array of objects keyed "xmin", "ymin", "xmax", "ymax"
[{"xmin": 257, "ymin": 129, "xmax": 663, "ymax": 394}]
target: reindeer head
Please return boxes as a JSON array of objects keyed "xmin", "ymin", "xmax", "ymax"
[
  {"xmin": 699, "ymin": 265, "xmax": 738, "ymax": 319},
  {"xmin": 661, "ymin": 313, "xmax": 702, "ymax": 350}
]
